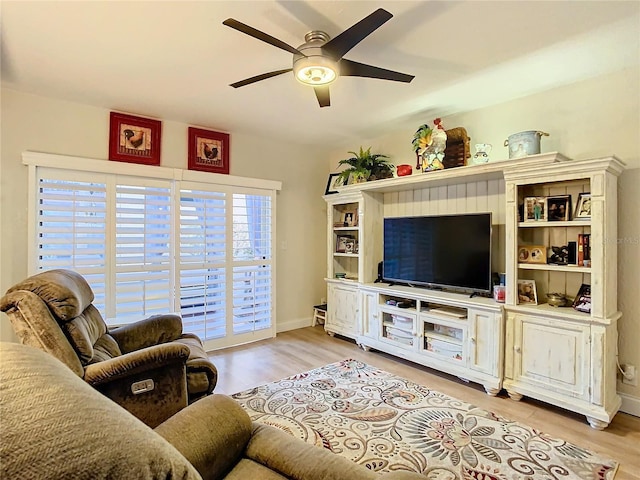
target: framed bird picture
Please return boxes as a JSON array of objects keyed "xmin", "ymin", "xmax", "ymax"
[
  {"xmin": 188, "ymin": 127, "xmax": 230, "ymax": 174},
  {"xmin": 109, "ymin": 112, "xmax": 162, "ymax": 165}
]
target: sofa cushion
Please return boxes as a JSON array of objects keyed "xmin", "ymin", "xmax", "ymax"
[
  {"xmin": 7, "ymin": 269, "xmax": 94, "ymax": 321},
  {"xmin": 0, "ymin": 342, "xmax": 201, "ymax": 480}
]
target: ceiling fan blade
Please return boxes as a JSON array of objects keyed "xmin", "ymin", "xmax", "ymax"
[
  {"xmin": 223, "ymin": 19, "xmax": 305, "ymax": 56},
  {"xmin": 339, "ymin": 59, "xmax": 414, "ymax": 83},
  {"xmin": 322, "ymin": 8, "xmax": 393, "ymax": 60},
  {"xmin": 314, "ymin": 86, "xmax": 330, "ymax": 107},
  {"xmin": 230, "ymin": 69, "xmax": 293, "ymax": 88}
]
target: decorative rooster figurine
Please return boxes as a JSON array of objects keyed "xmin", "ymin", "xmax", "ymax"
[
  {"xmin": 411, "ymin": 124, "xmax": 432, "ymax": 172},
  {"xmin": 421, "ymin": 118, "xmax": 447, "ymax": 172}
]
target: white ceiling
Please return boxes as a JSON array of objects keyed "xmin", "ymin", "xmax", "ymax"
[{"xmin": 2, "ymin": 1, "xmax": 639, "ymax": 148}]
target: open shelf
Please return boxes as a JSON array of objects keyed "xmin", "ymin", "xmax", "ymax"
[{"xmin": 518, "ymin": 263, "xmax": 591, "ymax": 273}]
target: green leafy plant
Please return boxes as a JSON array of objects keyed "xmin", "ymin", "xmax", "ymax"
[{"xmin": 336, "ymin": 146, "xmax": 394, "ymax": 183}]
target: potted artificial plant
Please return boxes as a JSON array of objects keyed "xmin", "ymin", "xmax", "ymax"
[{"xmin": 336, "ymin": 146, "xmax": 394, "ymax": 184}]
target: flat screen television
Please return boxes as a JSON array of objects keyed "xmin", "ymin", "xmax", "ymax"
[{"xmin": 383, "ymin": 213, "xmax": 492, "ymax": 294}]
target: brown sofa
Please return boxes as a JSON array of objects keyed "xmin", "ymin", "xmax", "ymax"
[
  {"xmin": 0, "ymin": 269, "xmax": 217, "ymax": 427},
  {"xmin": 0, "ymin": 342, "xmax": 424, "ymax": 480}
]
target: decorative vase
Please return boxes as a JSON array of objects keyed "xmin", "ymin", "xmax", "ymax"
[{"xmin": 396, "ymin": 164, "xmax": 412, "ymax": 176}]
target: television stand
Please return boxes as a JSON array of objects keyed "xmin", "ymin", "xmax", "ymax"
[{"xmin": 357, "ymin": 283, "xmax": 504, "ymax": 396}]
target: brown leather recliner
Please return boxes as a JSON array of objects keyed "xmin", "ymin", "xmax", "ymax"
[{"xmin": 0, "ymin": 269, "xmax": 217, "ymax": 427}]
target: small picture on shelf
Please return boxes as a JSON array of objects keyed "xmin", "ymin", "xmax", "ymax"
[
  {"xmin": 336, "ymin": 235, "xmax": 353, "ymax": 253},
  {"xmin": 518, "ymin": 245, "xmax": 547, "ymax": 264},
  {"xmin": 546, "ymin": 195, "xmax": 571, "ymax": 221},
  {"xmin": 344, "ymin": 238, "xmax": 357, "ymax": 254},
  {"xmin": 342, "ymin": 210, "xmax": 358, "ymax": 227},
  {"xmin": 524, "ymin": 196, "xmax": 546, "ymax": 222},
  {"xmin": 517, "ymin": 279, "xmax": 538, "ymax": 305},
  {"xmin": 325, "ymin": 173, "xmax": 345, "ymax": 195},
  {"xmin": 574, "ymin": 193, "xmax": 591, "ymax": 219},
  {"xmin": 572, "ymin": 283, "xmax": 591, "ymax": 313}
]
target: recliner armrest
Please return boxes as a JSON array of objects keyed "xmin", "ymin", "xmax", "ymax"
[
  {"xmin": 84, "ymin": 342, "xmax": 189, "ymax": 386},
  {"xmin": 155, "ymin": 394, "xmax": 252, "ymax": 480},
  {"xmin": 246, "ymin": 424, "xmax": 425, "ymax": 480},
  {"xmin": 109, "ymin": 314, "xmax": 183, "ymax": 353}
]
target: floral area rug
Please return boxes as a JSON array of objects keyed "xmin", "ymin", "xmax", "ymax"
[{"xmin": 232, "ymin": 359, "xmax": 617, "ymax": 480}]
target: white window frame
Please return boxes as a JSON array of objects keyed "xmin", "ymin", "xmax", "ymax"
[{"xmin": 24, "ymin": 151, "xmax": 281, "ymax": 350}]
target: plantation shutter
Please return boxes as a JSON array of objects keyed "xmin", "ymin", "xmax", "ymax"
[
  {"xmin": 36, "ymin": 170, "xmax": 108, "ymax": 312},
  {"xmin": 114, "ymin": 180, "xmax": 172, "ymax": 323},
  {"xmin": 27, "ymin": 152, "xmax": 280, "ymax": 350},
  {"xmin": 179, "ymin": 185, "xmax": 227, "ymax": 341},
  {"xmin": 232, "ymin": 192, "xmax": 273, "ymax": 334}
]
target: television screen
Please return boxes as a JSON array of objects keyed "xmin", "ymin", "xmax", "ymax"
[{"xmin": 383, "ymin": 213, "xmax": 492, "ymax": 293}]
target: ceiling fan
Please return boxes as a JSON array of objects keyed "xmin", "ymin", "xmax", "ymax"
[{"xmin": 222, "ymin": 8, "xmax": 415, "ymax": 107}]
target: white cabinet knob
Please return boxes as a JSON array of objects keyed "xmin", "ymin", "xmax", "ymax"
[
  {"xmin": 470, "ymin": 337, "xmax": 476, "ymax": 343},
  {"xmin": 514, "ymin": 346, "xmax": 521, "ymax": 353}
]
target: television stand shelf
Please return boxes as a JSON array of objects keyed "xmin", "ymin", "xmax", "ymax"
[{"xmin": 358, "ymin": 283, "xmax": 504, "ymax": 395}]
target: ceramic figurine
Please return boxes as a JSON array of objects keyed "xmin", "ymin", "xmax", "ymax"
[
  {"xmin": 420, "ymin": 118, "xmax": 447, "ymax": 172},
  {"xmin": 472, "ymin": 143, "xmax": 492, "ymax": 164}
]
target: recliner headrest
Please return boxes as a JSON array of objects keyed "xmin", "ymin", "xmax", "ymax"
[{"xmin": 7, "ymin": 269, "xmax": 94, "ymax": 321}]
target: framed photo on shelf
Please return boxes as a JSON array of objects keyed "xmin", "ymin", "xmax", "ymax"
[
  {"xmin": 342, "ymin": 210, "xmax": 358, "ymax": 227},
  {"xmin": 344, "ymin": 238, "xmax": 357, "ymax": 254},
  {"xmin": 572, "ymin": 284, "xmax": 591, "ymax": 313},
  {"xmin": 546, "ymin": 195, "xmax": 571, "ymax": 221},
  {"xmin": 188, "ymin": 127, "xmax": 230, "ymax": 174},
  {"xmin": 325, "ymin": 173, "xmax": 345, "ymax": 195},
  {"xmin": 518, "ymin": 245, "xmax": 547, "ymax": 264},
  {"xmin": 524, "ymin": 196, "xmax": 546, "ymax": 222},
  {"xmin": 574, "ymin": 193, "xmax": 591, "ymax": 219},
  {"xmin": 517, "ymin": 279, "xmax": 538, "ymax": 305},
  {"xmin": 335, "ymin": 235, "xmax": 353, "ymax": 253},
  {"xmin": 108, "ymin": 112, "xmax": 162, "ymax": 165}
]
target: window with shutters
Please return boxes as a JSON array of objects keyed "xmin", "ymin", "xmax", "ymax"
[{"xmin": 29, "ymin": 155, "xmax": 279, "ymax": 350}]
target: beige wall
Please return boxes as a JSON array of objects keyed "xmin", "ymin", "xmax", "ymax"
[
  {"xmin": 0, "ymin": 88, "xmax": 330, "ymax": 341},
  {"xmin": 327, "ymin": 66, "xmax": 640, "ymax": 411}
]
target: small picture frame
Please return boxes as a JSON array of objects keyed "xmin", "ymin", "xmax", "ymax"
[
  {"xmin": 188, "ymin": 127, "xmax": 230, "ymax": 174},
  {"xmin": 518, "ymin": 245, "xmax": 547, "ymax": 264},
  {"xmin": 109, "ymin": 112, "xmax": 162, "ymax": 165},
  {"xmin": 574, "ymin": 193, "xmax": 591, "ymax": 219},
  {"xmin": 572, "ymin": 283, "xmax": 591, "ymax": 313},
  {"xmin": 524, "ymin": 196, "xmax": 546, "ymax": 222},
  {"xmin": 325, "ymin": 173, "xmax": 345, "ymax": 195},
  {"xmin": 517, "ymin": 279, "xmax": 538, "ymax": 305},
  {"xmin": 342, "ymin": 210, "xmax": 358, "ymax": 227},
  {"xmin": 546, "ymin": 195, "xmax": 571, "ymax": 221},
  {"xmin": 344, "ymin": 238, "xmax": 356, "ymax": 254},
  {"xmin": 336, "ymin": 235, "xmax": 353, "ymax": 253}
]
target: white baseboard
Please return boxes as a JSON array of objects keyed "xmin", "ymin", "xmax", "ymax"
[
  {"xmin": 276, "ymin": 317, "xmax": 313, "ymax": 333},
  {"xmin": 619, "ymin": 392, "xmax": 640, "ymax": 417}
]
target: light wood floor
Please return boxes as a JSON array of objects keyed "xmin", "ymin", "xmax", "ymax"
[{"xmin": 209, "ymin": 326, "xmax": 640, "ymax": 480}]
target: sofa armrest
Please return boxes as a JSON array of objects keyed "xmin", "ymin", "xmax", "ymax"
[
  {"xmin": 246, "ymin": 424, "xmax": 424, "ymax": 480},
  {"xmin": 83, "ymin": 342, "xmax": 189, "ymax": 386},
  {"xmin": 154, "ymin": 394, "xmax": 252, "ymax": 480},
  {"xmin": 109, "ymin": 314, "xmax": 183, "ymax": 353}
]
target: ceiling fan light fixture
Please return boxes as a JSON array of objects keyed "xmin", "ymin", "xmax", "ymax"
[{"xmin": 293, "ymin": 55, "xmax": 337, "ymax": 86}]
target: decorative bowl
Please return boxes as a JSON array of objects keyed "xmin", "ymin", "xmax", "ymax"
[{"xmin": 547, "ymin": 293, "xmax": 568, "ymax": 307}]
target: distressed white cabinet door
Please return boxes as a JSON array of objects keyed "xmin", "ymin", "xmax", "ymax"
[
  {"xmin": 511, "ymin": 313, "xmax": 590, "ymax": 401},
  {"xmin": 468, "ymin": 309, "xmax": 503, "ymax": 383},
  {"xmin": 326, "ymin": 283, "xmax": 359, "ymax": 338}
]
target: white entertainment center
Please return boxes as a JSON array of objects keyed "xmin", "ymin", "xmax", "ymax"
[{"xmin": 323, "ymin": 152, "xmax": 624, "ymax": 429}]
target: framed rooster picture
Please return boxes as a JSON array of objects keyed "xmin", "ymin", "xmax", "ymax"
[
  {"xmin": 188, "ymin": 127, "xmax": 230, "ymax": 174},
  {"xmin": 109, "ymin": 112, "xmax": 162, "ymax": 165}
]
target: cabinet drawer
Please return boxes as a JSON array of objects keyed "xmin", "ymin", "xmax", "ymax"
[{"xmin": 425, "ymin": 336, "xmax": 463, "ymax": 360}]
